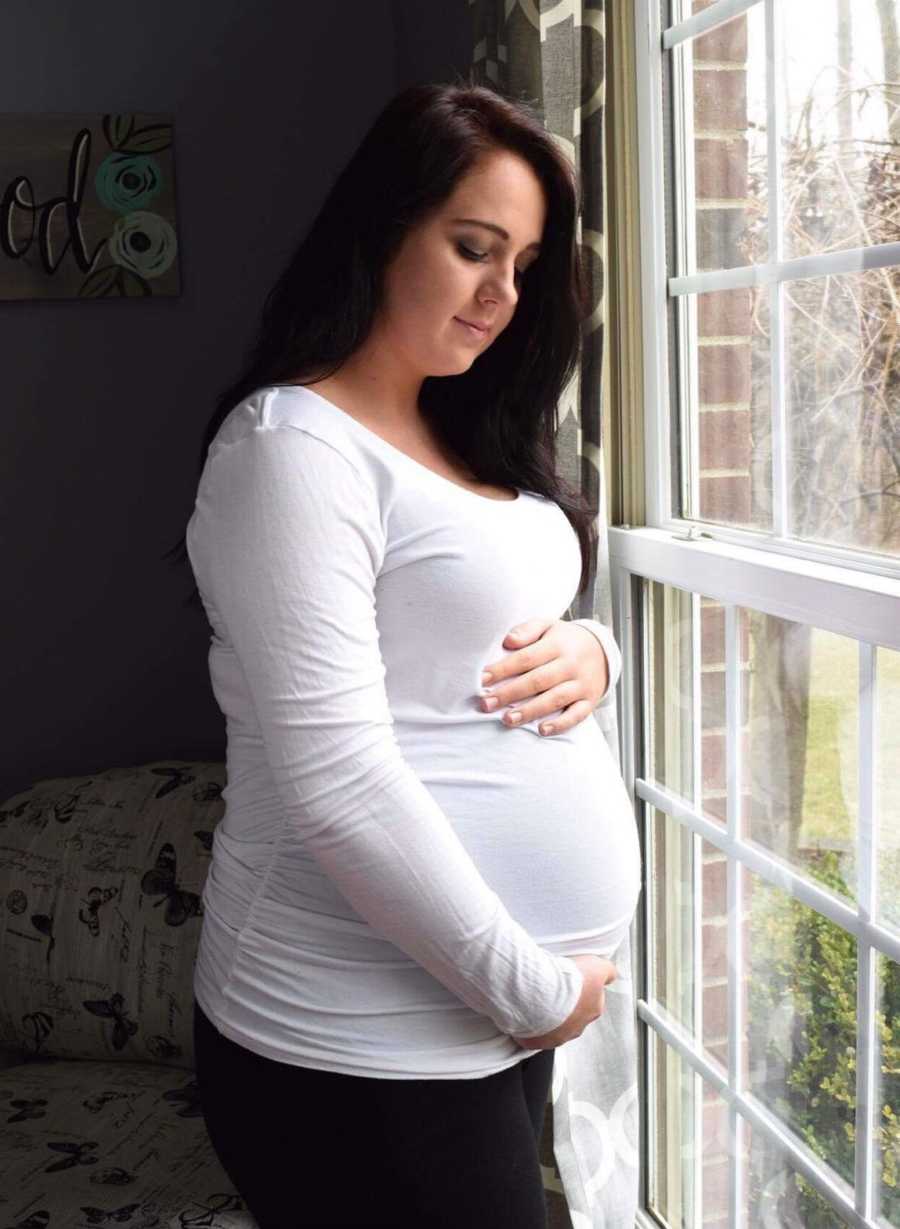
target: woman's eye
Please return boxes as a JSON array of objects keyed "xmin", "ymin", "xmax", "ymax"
[
  {"xmin": 458, "ymin": 243, "xmax": 488, "ymax": 262},
  {"xmin": 458, "ymin": 243, "xmax": 525, "ymax": 286}
]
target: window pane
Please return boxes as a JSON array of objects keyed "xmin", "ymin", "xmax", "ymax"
[
  {"xmin": 672, "ymin": 285, "xmax": 772, "ymax": 530},
  {"xmin": 745, "ymin": 867, "xmax": 857, "ymax": 1190},
  {"xmin": 679, "ymin": 4, "xmax": 768, "ymax": 273},
  {"xmin": 649, "ymin": 807, "xmax": 735, "ymax": 1073},
  {"xmin": 699, "ymin": 597, "xmax": 745, "ymax": 831},
  {"xmin": 649, "ymin": 1030, "xmax": 733, "ymax": 1228},
  {"xmin": 647, "ymin": 582, "xmax": 743, "ymax": 831},
  {"xmin": 676, "ymin": 266, "xmax": 900, "ymax": 551},
  {"xmin": 878, "ymin": 646, "xmax": 900, "ymax": 934},
  {"xmin": 780, "ymin": 0, "xmax": 900, "ymax": 260},
  {"xmin": 744, "ymin": 1124, "xmax": 852, "ymax": 1227},
  {"xmin": 651, "ymin": 807, "xmax": 697, "ymax": 1035},
  {"xmin": 649, "ymin": 1029, "xmax": 696, "ymax": 1227},
  {"xmin": 648, "ymin": 580, "xmax": 696, "ymax": 805},
  {"xmin": 744, "ymin": 613, "xmax": 859, "ymax": 906},
  {"xmin": 702, "ymin": 1076, "xmax": 732, "ymax": 1228},
  {"xmin": 875, "ymin": 952, "xmax": 900, "ymax": 1227},
  {"xmin": 785, "ymin": 267, "xmax": 900, "ymax": 558},
  {"xmin": 702, "ymin": 844, "xmax": 731, "ymax": 1076}
]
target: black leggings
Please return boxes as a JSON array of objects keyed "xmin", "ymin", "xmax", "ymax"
[{"xmin": 193, "ymin": 998, "xmax": 555, "ymax": 1228}]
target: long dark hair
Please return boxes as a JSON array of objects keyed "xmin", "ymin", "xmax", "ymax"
[{"xmin": 166, "ymin": 72, "xmax": 598, "ymax": 610}]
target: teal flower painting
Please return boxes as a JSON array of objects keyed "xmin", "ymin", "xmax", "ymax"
[
  {"xmin": 0, "ymin": 111, "xmax": 181, "ymax": 301},
  {"xmin": 95, "ymin": 153, "xmax": 163, "ymax": 214}
]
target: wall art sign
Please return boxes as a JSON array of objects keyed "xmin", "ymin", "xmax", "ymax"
[{"xmin": 0, "ymin": 112, "xmax": 181, "ymax": 301}]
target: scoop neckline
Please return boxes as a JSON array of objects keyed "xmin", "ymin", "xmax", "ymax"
[{"xmin": 267, "ymin": 383, "xmax": 524, "ymax": 505}]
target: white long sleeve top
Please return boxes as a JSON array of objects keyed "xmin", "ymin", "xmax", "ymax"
[{"xmin": 186, "ymin": 385, "xmax": 641, "ymax": 1079}]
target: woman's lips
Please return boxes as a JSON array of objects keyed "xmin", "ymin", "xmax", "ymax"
[{"xmin": 454, "ymin": 317, "xmax": 487, "ymax": 339}]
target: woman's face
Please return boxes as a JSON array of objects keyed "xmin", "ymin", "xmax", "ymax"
[{"xmin": 376, "ymin": 148, "xmax": 547, "ymax": 378}]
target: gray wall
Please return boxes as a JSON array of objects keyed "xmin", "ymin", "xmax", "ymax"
[{"xmin": 2, "ymin": 1, "xmax": 471, "ymax": 804}]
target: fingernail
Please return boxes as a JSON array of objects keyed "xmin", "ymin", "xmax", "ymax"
[
  {"xmin": 539, "ymin": 723, "xmax": 554, "ymax": 735},
  {"xmin": 505, "ymin": 709, "xmax": 522, "ymax": 724},
  {"xmin": 481, "ymin": 671, "xmax": 493, "ymax": 685},
  {"xmin": 482, "ymin": 696, "xmax": 499, "ymax": 711}
]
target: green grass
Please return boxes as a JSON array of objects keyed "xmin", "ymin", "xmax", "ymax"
[
  {"xmin": 800, "ymin": 692, "xmax": 853, "ymax": 844},
  {"xmin": 799, "ymin": 630, "xmax": 900, "ymax": 924}
]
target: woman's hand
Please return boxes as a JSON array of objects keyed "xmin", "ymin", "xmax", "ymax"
[
  {"xmin": 478, "ymin": 616, "xmax": 612, "ymax": 736},
  {"xmin": 511, "ymin": 954, "xmax": 619, "ymax": 1050}
]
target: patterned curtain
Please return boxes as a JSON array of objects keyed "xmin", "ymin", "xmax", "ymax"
[{"xmin": 468, "ymin": 4, "xmax": 640, "ymax": 1226}]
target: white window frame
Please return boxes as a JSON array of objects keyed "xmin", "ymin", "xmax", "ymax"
[{"xmin": 624, "ymin": 0, "xmax": 900, "ymax": 1225}]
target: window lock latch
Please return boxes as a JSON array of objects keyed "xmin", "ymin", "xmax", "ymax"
[{"xmin": 671, "ymin": 525, "xmax": 713, "ymax": 542}]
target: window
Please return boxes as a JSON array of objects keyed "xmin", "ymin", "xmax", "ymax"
[{"xmin": 623, "ymin": 1, "xmax": 900, "ymax": 1224}]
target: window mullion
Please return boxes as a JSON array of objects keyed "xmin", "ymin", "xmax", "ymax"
[
  {"xmin": 671, "ymin": 3, "xmax": 699, "ymax": 523},
  {"xmin": 668, "ymin": 238, "xmax": 900, "ymax": 297},
  {"xmin": 664, "ymin": 0, "xmax": 763, "ymax": 50},
  {"xmin": 765, "ymin": 0, "xmax": 788, "ymax": 540},
  {"xmin": 632, "ymin": 565, "xmax": 655, "ymax": 1217},
  {"xmin": 854, "ymin": 641, "xmax": 878, "ymax": 1219},
  {"xmin": 726, "ymin": 601, "xmax": 745, "ymax": 1224},
  {"xmin": 691, "ymin": 590, "xmax": 703, "ymax": 1221},
  {"xmin": 635, "ymin": 0, "xmax": 672, "ymax": 527}
]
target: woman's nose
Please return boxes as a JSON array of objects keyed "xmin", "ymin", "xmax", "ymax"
[{"xmin": 484, "ymin": 271, "xmax": 517, "ymax": 307}]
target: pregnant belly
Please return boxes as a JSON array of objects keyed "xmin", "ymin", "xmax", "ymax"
[{"xmin": 396, "ymin": 716, "xmax": 643, "ymax": 958}]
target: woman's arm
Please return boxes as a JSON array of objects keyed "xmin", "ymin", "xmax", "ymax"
[{"xmin": 186, "ymin": 423, "xmax": 584, "ymax": 1040}]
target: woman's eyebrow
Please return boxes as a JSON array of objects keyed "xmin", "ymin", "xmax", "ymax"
[{"xmin": 450, "ymin": 217, "xmax": 541, "ymax": 251}]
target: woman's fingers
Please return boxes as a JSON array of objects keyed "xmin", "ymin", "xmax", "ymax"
[
  {"xmin": 478, "ymin": 618, "xmax": 608, "ymax": 735},
  {"xmin": 502, "ymin": 696, "xmax": 596, "ymax": 735},
  {"xmin": 479, "ymin": 674, "xmax": 574, "ymax": 723}
]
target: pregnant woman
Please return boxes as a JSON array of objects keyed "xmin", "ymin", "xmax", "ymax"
[{"xmin": 172, "ymin": 78, "xmax": 641, "ymax": 1228}]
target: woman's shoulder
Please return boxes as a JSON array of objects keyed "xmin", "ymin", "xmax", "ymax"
[{"xmin": 210, "ymin": 384, "xmax": 374, "ymax": 479}]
